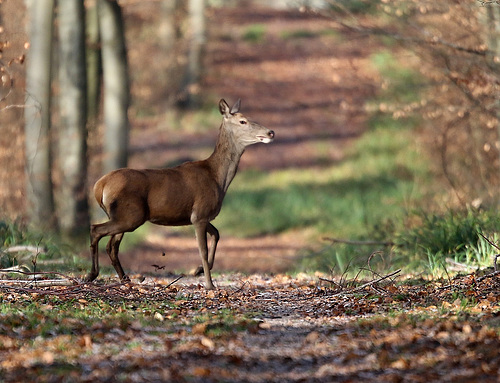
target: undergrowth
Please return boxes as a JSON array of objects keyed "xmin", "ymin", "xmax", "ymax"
[{"xmin": 0, "ymin": 220, "xmax": 85, "ymax": 274}]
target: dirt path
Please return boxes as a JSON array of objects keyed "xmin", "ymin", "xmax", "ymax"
[{"xmin": 114, "ymin": 5, "xmax": 379, "ymax": 277}]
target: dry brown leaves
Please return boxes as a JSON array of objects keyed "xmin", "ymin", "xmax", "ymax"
[{"xmin": 0, "ymin": 272, "xmax": 499, "ymax": 382}]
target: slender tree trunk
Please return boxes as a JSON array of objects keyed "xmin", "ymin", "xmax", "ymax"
[
  {"xmin": 24, "ymin": 0, "xmax": 56, "ymax": 230},
  {"xmin": 98, "ymin": 0, "xmax": 130, "ymax": 173},
  {"xmin": 178, "ymin": 0, "xmax": 206, "ymax": 108},
  {"xmin": 86, "ymin": 0, "xmax": 101, "ymax": 126},
  {"xmin": 57, "ymin": 0, "xmax": 89, "ymax": 236},
  {"xmin": 160, "ymin": 0, "xmax": 177, "ymax": 53},
  {"xmin": 484, "ymin": 6, "xmax": 500, "ymax": 205},
  {"xmin": 160, "ymin": 0, "xmax": 185, "ymax": 109}
]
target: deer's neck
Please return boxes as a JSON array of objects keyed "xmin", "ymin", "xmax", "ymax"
[{"xmin": 207, "ymin": 125, "xmax": 245, "ymax": 193}]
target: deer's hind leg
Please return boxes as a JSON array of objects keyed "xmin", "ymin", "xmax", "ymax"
[
  {"xmin": 85, "ymin": 222, "xmax": 111, "ymax": 282},
  {"xmin": 207, "ymin": 223, "xmax": 219, "ymax": 270},
  {"xmin": 85, "ymin": 197, "xmax": 147, "ymax": 282},
  {"xmin": 106, "ymin": 233, "xmax": 128, "ymax": 281}
]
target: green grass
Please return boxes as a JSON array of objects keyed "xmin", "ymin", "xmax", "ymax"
[
  {"xmin": 328, "ymin": 0, "xmax": 380, "ymax": 15},
  {"xmin": 392, "ymin": 210, "xmax": 500, "ymax": 275},
  {"xmin": 0, "ymin": 220, "xmax": 77, "ymax": 270},
  {"xmin": 242, "ymin": 24, "xmax": 267, "ymax": 43},
  {"xmin": 370, "ymin": 50, "xmax": 424, "ymax": 104},
  {"xmin": 280, "ymin": 29, "xmax": 322, "ymax": 40}
]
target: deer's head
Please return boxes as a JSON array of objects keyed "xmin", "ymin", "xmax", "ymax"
[{"xmin": 219, "ymin": 99, "xmax": 275, "ymax": 146}]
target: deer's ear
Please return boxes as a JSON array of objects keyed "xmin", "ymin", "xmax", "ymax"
[
  {"xmin": 230, "ymin": 99, "xmax": 241, "ymax": 114},
  {"xmin": 219, "ymin": 99, "xmax": 230, "ymax": 117}
]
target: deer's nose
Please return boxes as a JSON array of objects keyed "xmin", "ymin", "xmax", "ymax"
[{"xmin": 268, "ymin": 130, "xmax": 275, "ymax": 139}]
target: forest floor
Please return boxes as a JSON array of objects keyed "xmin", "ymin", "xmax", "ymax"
[{"xmin": 1, "ymin": 272, "xmax": 500, "ymax": 382}]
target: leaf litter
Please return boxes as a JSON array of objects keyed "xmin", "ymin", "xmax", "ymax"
[{"xmin": 0, "ymin": 271, "xmax": 499, "ymax": 382}]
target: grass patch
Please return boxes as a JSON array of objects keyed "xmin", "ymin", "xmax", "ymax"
[
  {"xmin": 242, "ymin": 24, "xmax": 267, "ymax": 43},
  {"xmin": 0, "ymin": 220, "xmax": 81, "ymax": 272},
  {"xmin": 391, "ymin": 209, "xmax": 500, "ymax": 275},
  {"xmin": 328, "ymin": 0, "xmax": 379, "ymax": 15},
  {"xmin": 370, "ymin": 50, "xmax": 424, "ymax": 104},
  {"xmin": 281, "ymin": 29, "xmax": 321, "ymax": 40}
]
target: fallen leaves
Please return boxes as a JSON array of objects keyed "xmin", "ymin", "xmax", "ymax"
[{"xmin": 0, "ymin": 272, "xmax": 499, "ymax": 382}]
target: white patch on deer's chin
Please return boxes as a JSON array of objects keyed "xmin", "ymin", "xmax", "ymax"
[{"xmin": 257, "ymin": 136, "xmax": 273, "ymax": 144}]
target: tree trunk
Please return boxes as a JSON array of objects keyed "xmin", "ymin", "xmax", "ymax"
[
  {"xmin": 178, "ymin": 0, "xmax": 206, "ymax": 108},
  {"xmin": 160, "ymin": 0, "xmax": 186, "ymax": 109},
  {"xmin": 57, "ymin": 0, "xmax": 89, "ymax": 236},
  {"xmin": 24, "ymin": 0, "xmax": 56, "ymax": 230},
  {"xmin": 98, "ymin": 0, "xmax": 130, "ymax": 173},
  {"xmin": 486, "ymin": 6, "xmax": 500, "ymax": 205},
  {"xmin": 86, "ymin": 0, "xmax": 101, "ymax": 126}
]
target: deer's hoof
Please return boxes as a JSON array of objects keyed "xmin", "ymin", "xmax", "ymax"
[
  {"xmin": 205, "ymin": 282, "xmax": 216, "ymax": 290},
  {"xmin": 193, "ymin": 266, "xmax": 204, "ymax": 276},
  {"xmin": 121, "ymin": 274, "xmax": 131, "ymax": 283},
  {"xmin": 84, "ymin": 273, "xmax": 98, "ymax": 282}
]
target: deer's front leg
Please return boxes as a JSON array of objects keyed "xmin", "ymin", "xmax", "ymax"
[
  {"xmin": 194, "ymin": 221, "xmax": 216, "ymax": 290},
  {"xmin": 194, "ymin": 222, "xmax": 219, "ymax": 276}
]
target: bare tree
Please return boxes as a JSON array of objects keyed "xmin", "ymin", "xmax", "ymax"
[
  {"xmin": 484, "ymin": 5, "xmax": 500, "ymax": 187},
  {"xmin": 178, "ymin": 0, "xmax": 206, "ymax": 108},
  {"xmin": 57, "ymin": 0, "xmax": 89, "ymax": 235},
  {"xmin": 86, "ymin": 0, "xmax": 101, "ymax": 126},
  {"xmin": 24, "ymin": 0, "xmax": 56, "ymax": 229},
  {"xmin": 98, "ymin": 0, "xmax": 130, "ymax": 173},
  {"xmin": 160, "ymin": 0, "xmax": 185, "ymax": 108}
]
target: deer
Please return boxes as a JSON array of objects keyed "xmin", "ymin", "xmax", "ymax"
[{"xmin": 84, "ymin": 99, "xmax": 274, "ymax": 290}]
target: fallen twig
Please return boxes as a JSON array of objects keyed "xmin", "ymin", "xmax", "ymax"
[
  {"xmin": 329, "ymin": 269, "xmax": 401, "ymax": 297},
  {"xmin": 3, "ymin": 245, "xmax": 46, "ymax": 254},
  {"xmin": 478, "ymin": 232, "xmax": 500, "ymax": 271},
  {"xmin": 476, "ymin": 270, "xmax": 500, "ymax": 282},
  {"xmin": 445, "ymin": 258, "xmax": 475, "ymax": 272},
  {"xmin": 0, "ymin": 268, "xmax": 80, "ymax": 284},
  {"xmin": 319, "ymin": 277, "xmax": 342, "ymax": 288},
  {"xmin": 0, "ymin": 265, "xmax": 32, "ymax": 273},
  {"xmin": 165, "ymin": 274, "xmax": 184, "ymax": 288},
  {"xmin": 0, "ymin": 279, "xmax": 74, "ymax": 287}
]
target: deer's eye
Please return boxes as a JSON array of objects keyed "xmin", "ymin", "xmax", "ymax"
[{"xmin": 239, "ymin": 120, "xmax": 247, "ymax": 125}]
